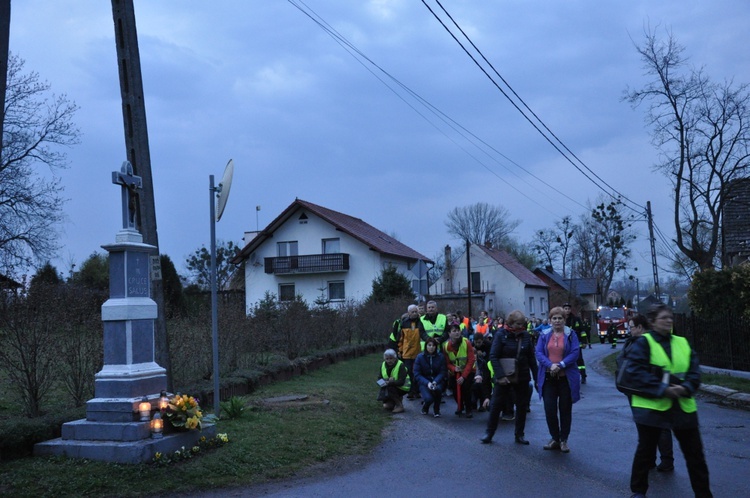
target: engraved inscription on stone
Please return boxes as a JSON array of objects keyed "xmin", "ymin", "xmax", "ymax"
[{"xmin": 127, "ymin": 275, "xmax": 149, "ymax": 297}]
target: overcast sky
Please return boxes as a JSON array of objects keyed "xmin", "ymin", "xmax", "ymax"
[{"xmin": 9, "ymin": 1, "xmax": 750, "ymax": 285}]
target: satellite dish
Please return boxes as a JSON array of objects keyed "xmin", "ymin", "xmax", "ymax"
[{"xmin": 216, "ymin": 159, "xmax": 234, "ymax": 222}]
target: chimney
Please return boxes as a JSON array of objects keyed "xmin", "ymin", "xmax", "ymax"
[{"xmin": 445, "ymin": 245, "xmax": 453, "ymax": 294}]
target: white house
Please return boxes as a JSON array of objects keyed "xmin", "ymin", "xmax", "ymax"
[
  {"xmin": 430, "ymin": 244, "xmax": 549, "ymax": 319},
  {"xmin": 231, "ymin": 199, "xmax": 432, "ymax": 310}
]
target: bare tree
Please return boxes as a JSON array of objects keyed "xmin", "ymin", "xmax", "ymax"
[
  {"xmin": 571, "ymin": 216, "xmax": 607, "ymax": 280},
  {"xmin": 532, "ymin": 228, "xmax": 559, "ymax": 270},
  {"xmin": 625, "ymin": 28, "xmax": 750, "ymax": 270},
  {"xmin": 445, "ymin": 202, "xmax": 520, "ymax": 246},
  {"xmin": 532, "ymin": 215, "xmax": 575, "ymax": 276},
  {"xmin": 0, "ymin": 284, "xmax": 60, "ymax": 417},
  {"xmin": 572, "ymin": 198, "xmax": 636, "ymax": 297},
  {"xmin": 0, "ymin": 54, "xmax": 80, "ymax": 275}
]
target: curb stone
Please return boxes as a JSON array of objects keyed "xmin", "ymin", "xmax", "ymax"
[{"xmin": 699, "ymin": 384, "xmax": 750, "ymax": 410}]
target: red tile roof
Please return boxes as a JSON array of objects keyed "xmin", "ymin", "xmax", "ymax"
[{"xmin": 233, "ymin": 199, "xmax": 432, "ymax": 264}]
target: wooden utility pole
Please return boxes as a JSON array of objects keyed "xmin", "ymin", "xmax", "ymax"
[
  {"xmin": 0, "ymin": 0, "xmax": 11, "ymax": 153},
  {"xmin": 465, "ymin": 239, "xmax": 472, "ymax": 318},
  {"xmin": 646, "ymin": 201, "xmax": 661, "ymax": 299},
  {"xmin": 111, "ymin": 0, "xmax": 172, "ymax": 388}
]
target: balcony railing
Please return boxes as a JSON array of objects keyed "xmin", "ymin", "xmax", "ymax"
[{"xmin": 264, "ymin": 253, "xmax": 350, "ymax": 275}]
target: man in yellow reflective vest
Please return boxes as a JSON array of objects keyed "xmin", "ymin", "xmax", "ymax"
[
  {"xmin": 378, "ymin": 349, "xmax": 411, "ymax": 414},
  {"xmin": 421, "ymin": 300, "xmax": 449, "ymax": 345},
  {"xmin": 396, "ymin": 305, "xmax": 428, "ymax": 400},
  {"xmin": 623, "ymin": 303, "xmax": 712, "ymax": 498}
]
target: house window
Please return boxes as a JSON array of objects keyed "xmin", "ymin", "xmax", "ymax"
[
  {"xmin": 322, "ymin": 238, "xmax": 340, "ymax": 254},
  {"xmin": 529, "ymin": 296, "xmax": 535, "ymax": 314},
  {"xmin": 540, "ymin": 297, "xmax": 547, "ymax": 315},
  {"xmin": 328, "ymin": 281, "xmax": 345, "ymax": 301},
  {"xmin": 279, "ymin": 283, "xmax": 295, "ymax": 301},
  {"xmin": 470, "ymin": 272, "xmax": 480, "ymax": 292},
  {"xmin": 277, "ymin": 241, "xmax": 298, "ymax": 257}
]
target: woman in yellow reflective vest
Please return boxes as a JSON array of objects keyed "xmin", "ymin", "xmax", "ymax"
[{"xmin": 623, "ymin": 303, "xmax": 712, "ymax": 498}]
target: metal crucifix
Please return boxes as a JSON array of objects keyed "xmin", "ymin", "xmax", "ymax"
[{"xmin": 111, "ymin": 161, "xmax": 142, "ymax": 231}]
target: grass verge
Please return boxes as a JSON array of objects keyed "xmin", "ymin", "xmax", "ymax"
[
  {"xmin": 0, "ymin": 353, "xmax": 389, "ymax": 497},
  {"xmin": 601, "ymin": 352, "xmax": 750, "ymax": 394}
]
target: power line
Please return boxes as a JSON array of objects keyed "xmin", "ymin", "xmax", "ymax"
[
  {"xmin": 289, "ymin": 0, "xmax": 664, "ymax": 277},
  {"xmin": 421, "ymin": 0, "xmax": 647, "ymax": 216},
  {"xmin": 288, "ymin": 0, "xmax": 588, "ymax": 214}
]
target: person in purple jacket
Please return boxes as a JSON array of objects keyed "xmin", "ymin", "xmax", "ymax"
[{"xmin": 535, "ymin": 306, "xmax": 581, "ymax": 453}]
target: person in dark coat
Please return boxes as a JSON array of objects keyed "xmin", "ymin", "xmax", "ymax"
[
  {"xmin": 480, "ymin": 310, "xmax": 538, "ymax": 445},
  {"xmin": 413, "ymin": 337, "xmax": 447, "ymax": 417},
  {"xmin": 622, "ymin": 313, "xmax": 674, "ymax": 472},
  {"xmin": 624, "ymin": 304, "xmax": 711, "ymax": 498},
  {"xmin": 471, "ymin": 332, "xmax": 492, "ymax": 412}
]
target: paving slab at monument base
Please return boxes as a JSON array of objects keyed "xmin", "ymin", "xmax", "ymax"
[{"xmin": 34, "ymin": 423, "xmax": 216, "ymax": 464}]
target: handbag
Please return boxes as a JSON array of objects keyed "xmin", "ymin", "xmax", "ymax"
[
  {"xmin": 615, "ymin": 342, "xmax": 666, "ymax": 398},
  {"xmin": 498, "ymin": 336, "xmax": 524, "ymax": 384},
  {"xmin": 376, "ymin": 386, "xmax": 388, "ymax": 402}
]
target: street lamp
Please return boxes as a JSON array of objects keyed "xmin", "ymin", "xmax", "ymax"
[{"xmin": 629, "ymin": 270, "xmax": 640, "ymax": 310}]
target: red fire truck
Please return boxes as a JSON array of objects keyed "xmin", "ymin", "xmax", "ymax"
[{"xmin": 596, "ymin": 306, "xmax": 631, "ymax": 343}]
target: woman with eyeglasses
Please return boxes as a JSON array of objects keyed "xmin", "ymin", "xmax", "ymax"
[
  {"xmin": 624, "ymin": 303, "xmax": 712, "ymax": 498},
  {"xmin": 535, "ymin": 306, "xmax": 581, "ymax": 453},
  {"xmin": 480, "ymin": 310, "xmax": 538, "ymax": 445}
]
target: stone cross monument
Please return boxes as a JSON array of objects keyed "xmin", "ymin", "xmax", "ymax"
[
  {"xmin": 112, "ymin": 160, "xmax": 142, "ymax": 232},
  {"xmin": 35, "ymin": 164, "xmax": 213, "ymax": 463}
]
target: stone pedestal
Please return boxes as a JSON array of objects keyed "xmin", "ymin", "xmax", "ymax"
[{"xmin": 35, "ymin": 229, "xmax": 213, "ymax": 463}]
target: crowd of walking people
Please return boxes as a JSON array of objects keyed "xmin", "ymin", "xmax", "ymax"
[{"xmin": 378, "ymin": 300, "xmax": 713, "ymax": 498}]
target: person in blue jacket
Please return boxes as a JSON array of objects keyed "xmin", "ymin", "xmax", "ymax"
[
  {"xmin": 535, "ymin": 306, "xmax": 581, "ymax": 453},
  {"xmin": 413, "ymin": 337, "xmax": 447, "ymax": 417}
]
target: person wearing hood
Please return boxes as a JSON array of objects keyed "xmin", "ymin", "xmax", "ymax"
[{"xmin": 535, "ymin": 306, "xmax": 581, "ymax": 453}]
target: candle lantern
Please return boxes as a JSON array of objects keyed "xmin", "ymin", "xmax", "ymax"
[
  {"xmin": 151, "ymin": 412, "xmax": 164, "ymax": 438},
  {"xmin": 138, "ymin": 396, "xmax": 151, "ymax": 421},
  {"xmin": 159, "ymin": 390, "xmax": 169, "ymax": 413}
]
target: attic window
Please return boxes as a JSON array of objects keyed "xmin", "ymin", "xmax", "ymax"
[{"xmin": 298, "ymin": 213, "xmax": 308, "ymax": 225}]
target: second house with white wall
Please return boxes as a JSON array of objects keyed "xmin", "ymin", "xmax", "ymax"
[{"xmin": 430, "ymin": 244, "xmax": 549, "ymax": 320}]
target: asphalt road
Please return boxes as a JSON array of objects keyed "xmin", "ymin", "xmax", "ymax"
[{"xmin": 201, "ymin": 343, "xmax": 750, "ymax": 498}]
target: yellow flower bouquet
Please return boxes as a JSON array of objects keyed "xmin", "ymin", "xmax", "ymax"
[{"xmin": 164, "ymin": 394, "xmax": 203, "ymax": 431}]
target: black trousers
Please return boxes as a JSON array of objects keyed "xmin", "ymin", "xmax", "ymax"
[
  {"xmin": 656, "ymin": 428, "xmax": 674, "ymax": 466},
  {"xmin": 485, "ymin": 381, "xmax": 530, "ymax": 438},
  {"xmin": 542, "ymin": 374, "xmax": 572, "ymax": 441},
  {"xmin": 402, "ymin": 358, "xmax": 418, "ymax": 395},
  {"xmin": 448, "ymin": 375, "xmax": 474, "ymax": 413},
  {"xmin": 631, "ymin": 423, "xmax": 712, "ymax": 497},
  {"xmin": 576, "ymin": 348, "xmax": 586, "ymax": 377}
]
